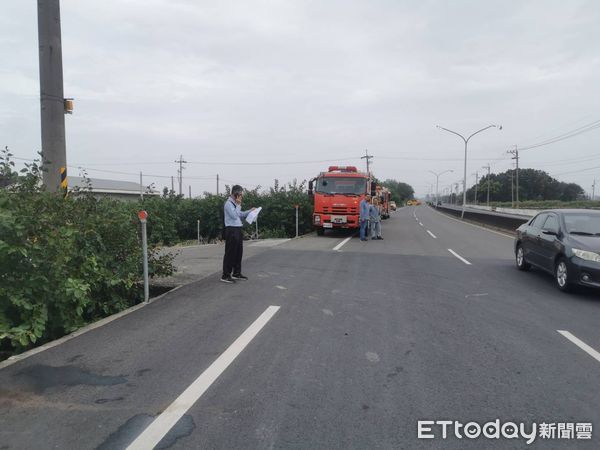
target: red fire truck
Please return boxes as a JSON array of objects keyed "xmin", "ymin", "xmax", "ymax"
[
  {"xmin": 375, "ymin": 185, "xmax": 391, "ymax": 219},
  {"xmin": 308, "ymin": 166, "xmax": 374, "ymax": 235}
]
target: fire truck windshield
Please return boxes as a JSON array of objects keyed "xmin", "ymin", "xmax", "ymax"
[{"xmin": 316, "ymin": 177, "xmax": 367, "ymax": 195}]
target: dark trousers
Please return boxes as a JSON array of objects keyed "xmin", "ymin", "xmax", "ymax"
[{"xmin": 223, "ymin": 226, "xmax": 243, "ymax": 277}]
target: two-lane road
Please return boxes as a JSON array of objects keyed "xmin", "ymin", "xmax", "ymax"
[{"xmin": 1, "ymin": 205, "xmax": 598, "ymax": 449}]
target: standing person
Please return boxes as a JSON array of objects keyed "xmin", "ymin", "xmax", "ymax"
[
  {"xmin": 369, "ymin": 198, "xmax": 383, "ymax": 240},
  {"xmin": 221, "ymin": 185, "xmax": 255, "ymax": 283},
  {"xmin": 359, "ymin": 194, "xmax": 371, "ymax": 241}
]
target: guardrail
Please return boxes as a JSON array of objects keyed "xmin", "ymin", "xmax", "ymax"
[{"xmin": 433, "ymin": 204, "xmax": 530, "ymax": 232}]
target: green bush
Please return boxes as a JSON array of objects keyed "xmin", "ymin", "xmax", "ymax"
[{"xmin": 0, "ymin": 149, "xmax": 173, "ymax": 356}]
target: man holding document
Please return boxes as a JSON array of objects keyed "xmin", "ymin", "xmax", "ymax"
[{"xmin": 221, "ymin": 185, "xmax": 258, "ymax": 284}]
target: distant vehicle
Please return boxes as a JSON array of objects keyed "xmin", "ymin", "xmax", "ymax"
[
  {"xmin": 406, "ymin": 199, "xmax": 421, "ymax": 206},
  {"xmin": 515, "ymin": 209, "xmax": 600, "ymax": 291},
  {"xmin": 308, "ymin": 166, "xmax": 374, "ymax": 235},
  {"xmin": 389, "ymin": 201, "xmax": 397, "ymax": 211}
]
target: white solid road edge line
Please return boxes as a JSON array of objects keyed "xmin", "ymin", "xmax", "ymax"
[
  {"xmin": 448, "ymin": 249, "xmax": 472, "ymax": 265},
  {"xmin": 126, "ymin": 305, "xmax": 281, "ymax": 450},
  {"xmin": 426, "ymin": 230, "xmax": 437, "ymax": 239},
  {"xmin": 557, "ymin": 330, "xmax": 600, "ymax": 363},
  {"xmin": 333, "ymin": 236, "xmax": 352, "ymax": 251}
]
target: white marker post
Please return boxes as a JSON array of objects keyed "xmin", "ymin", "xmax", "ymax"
[
  {"xmin": 294, "ymin": 204, "xmax": 299, "ymax": 238},
  {"xmin": 138, "ymin": 210, "xmax": 149, "ymax": 303},
  {"xmin": 197, "ymin": 219, "xmax": 200, "ymax": 245}
]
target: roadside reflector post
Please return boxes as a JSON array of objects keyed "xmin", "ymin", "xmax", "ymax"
[
  {"xmin": 138, "ymin": 210, "xmax": 149, "ymax": 303},
  {"xmin": 294, "ymin": 204, "xmax": 299, "ymax": 238}
]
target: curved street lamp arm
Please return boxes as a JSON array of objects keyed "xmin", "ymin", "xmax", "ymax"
[
  {"xmin": 436, "ymin": 125, "xmax": 466, "ymax": 143},
  {"xmin": 466, "ymin": 124, "xmax": 498, "ymax": 143}
]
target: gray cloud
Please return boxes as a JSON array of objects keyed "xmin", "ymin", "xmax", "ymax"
[{"xmin": 2, "ymin": 0, "xmax": 599, "ymax": 196}]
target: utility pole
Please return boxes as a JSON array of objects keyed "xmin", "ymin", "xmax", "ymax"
[
  {"xmin": 189, "ymin": 185, "xmax": 191, "ymax": 199},
  {"xmin": 473, "ymin": 171, "xmax": 479, "ymax": 205},
  {"xmin": 140, "ymin": 172, "xmax": 143, "ymax": 200},
  {"xmin": 361, "ymin": 149, "xmax": 373, "ymax": 175},
  {"xmin": 508, "ymin": 145, "xmax": 519, "ymax": 208},
  {"xmin": 175, "ymin": 155, "xmax": 187, "ymax": 196},
  {"xmin": 592, "ymin": 179, "xmax": 596, "ymax": 201},
  {"xmin": 510, "ymin": 168, "xmax": 514, "ymax": 208},
  {"xmin": 171, "ymin": 176, "xmax": 174, "ymax": 193},
  {"xmin": 38, "ymin": 0, "xmax": 68, "ymax": 193},
  {"xmin": 216, "ymin": 174, "xmax": 219, "ymax": 195},
  {"xmin": 482, "ymin": 164, "xmax": 491, "ymax": 207}
]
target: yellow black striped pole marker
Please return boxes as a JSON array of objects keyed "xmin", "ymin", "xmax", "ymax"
[{"xmin": 60, "ymin": 167, "xmax": 68, "ymax": 198}]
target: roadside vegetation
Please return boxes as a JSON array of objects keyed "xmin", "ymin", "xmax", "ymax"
[
  {"xmin": 488, "ymin": 200, "xmax": 600, "ymax": 209},
  {"xmin": 466, "ymin": 169, "xmax": 585, "ymax": 204},
  {"xmin": 0, "ymin": 149, "xmax": 174, "ymax": 360}
]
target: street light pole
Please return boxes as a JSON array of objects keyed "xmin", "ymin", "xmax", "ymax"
[
  {"xmin": 437, "ymin": 124, "xmax": 501, "ymax": 218},
  {"xmin": 429, "ymin": 169, "xmax": 453, "ymax": 207}
]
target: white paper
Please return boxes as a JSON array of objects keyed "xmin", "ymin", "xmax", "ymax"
[{"xmin": 246, "ymin": 206, "xmax": 262, "ymax": 224}]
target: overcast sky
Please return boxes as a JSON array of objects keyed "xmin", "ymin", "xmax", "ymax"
[{"xmin": 2, "ymin": 0, "xmax": 600, "ymax": 198}]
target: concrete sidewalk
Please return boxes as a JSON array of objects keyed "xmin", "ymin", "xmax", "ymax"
[{"xmin": 154, "ymin": 239, "xmax": 291, "ymax": 287}]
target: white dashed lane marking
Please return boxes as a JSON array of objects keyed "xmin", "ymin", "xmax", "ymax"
[
  {"xmin": 557, "ymin": 330, "xmax": 600, "ymax": 363},
  {"xmin": 448, "ymin": 249, "xmax": 472, "ymax": 265}
]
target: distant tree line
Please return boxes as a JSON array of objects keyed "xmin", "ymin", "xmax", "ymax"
[
  {"xmin": 380, "ymin": 179, "xmax": 415, "ymax": 203},
  {"xmin": 466, "ymin": 168, "xmax": 585, "ymax": 203}
]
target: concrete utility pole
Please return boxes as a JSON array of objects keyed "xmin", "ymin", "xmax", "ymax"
[
  {"xmin": 175, "ymin": 155, "xmax": 187, "ymax": 196},
  {"xmin": 510, "ymin": 168, "xmax": 514, "ymax": 208},
  {"xmin": 139, "ymin": 172, "xmax": 143, "ymax": 200},
  {"xmin": 38, "ymin": 0, "xmax": 68, "ymax": 193},
  {"xmin": 189, "ymin": 185, "xmax": 191, "ymax": 199},
  {"xmin": 592, "ymin": 179, "xmax": 596, "ymax": 201},
  {"xmin": 508, "ymin": 146, "xmax": 520, "ymax": 208},
  {"xmin": 216, "ymin": 174, "xmax": 219, "ymax": 195},
  {"xmin": 482, "ymin": 164, "xmax": 491, "ymax": 207},
  {"xmin": 361, "ymin": 149, "xmax": 373, "ymax": 174},
  {"xmin": 473, "ymin": 171, "xmax": 479, "ymax": 204},
  {"xmin": 171, "ymin": 176, "xmax": 174, "ymax": 193}
]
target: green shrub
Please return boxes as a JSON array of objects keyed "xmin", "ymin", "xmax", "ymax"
[{"xmin": 0, "ymin": 150, "xmax": 173, "ymax": 355}]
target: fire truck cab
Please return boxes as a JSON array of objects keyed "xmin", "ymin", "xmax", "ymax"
[{"xmin": 308, "ymin": 166, "xmax": 372, "ymax": 236}]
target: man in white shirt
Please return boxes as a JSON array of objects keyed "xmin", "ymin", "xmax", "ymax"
[{"xmin": 221, "ymin": 185, "xmax": 255, "ymax": 283}]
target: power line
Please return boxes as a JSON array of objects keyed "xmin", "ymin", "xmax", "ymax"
[{"xmin": 518, "ymin": 119, "xmax": 600, "ymax": 151}]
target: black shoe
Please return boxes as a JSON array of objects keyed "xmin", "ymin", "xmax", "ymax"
[
  {"xmin": 231, "ymin": 274, "xmax": 248, "ymax": 281},
  {"xmin": 377, "ymin": 236, "xmax": 383, "ymax": 240},
  {"xmin": 372, "ymin": 237, "xmax": 377, "ymax": 240},
  {"xmin": 220, "ymin": 275, "xmax": 235, "ymax": 283}
]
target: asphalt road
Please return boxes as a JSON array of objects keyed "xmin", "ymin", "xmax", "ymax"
[{"xmin": 1, "ymin": 206, "xmax": 599, "ymax": 449}]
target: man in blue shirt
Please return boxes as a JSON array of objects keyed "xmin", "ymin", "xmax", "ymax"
[
  {"xmin": 359, "ymin": 194, "xmax": 371, "ymax": 241},
  {"xmin": 369, "ymin": 198, "xmax": 383, "ymax": 240},
  {"xmin": 222, "ymin": 185, "xmax": 255, "ymax": 283}
]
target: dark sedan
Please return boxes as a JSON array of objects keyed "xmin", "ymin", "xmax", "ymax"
[{"xmin": 514, "ymin": 209, "xmax": 600, "ymax": 291}]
